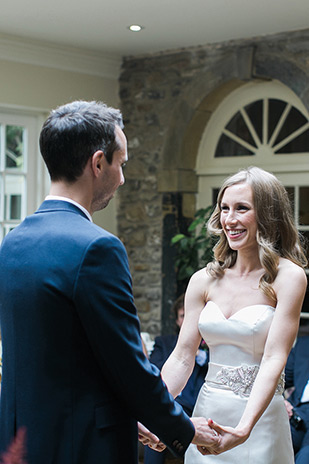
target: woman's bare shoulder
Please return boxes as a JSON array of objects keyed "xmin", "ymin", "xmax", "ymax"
[
  {"xmin": 190, "ymin": 266, "xmax": 216, "ymax": 283},
  {"xmin": 187, "ymin": 266, "xmax": 216, "ymax": 299},
  {"xmin": 278, "ymin": 257, "xmax": 306, "ymax": 274},
  {"xmin": 276, "ymin": 257, "xmax": 307, "ymax": 287}
]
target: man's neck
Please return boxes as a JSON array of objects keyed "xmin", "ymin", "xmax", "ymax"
[{"xmin": 49, "ymin": 181, "xmax": 92, "ymax": 215}]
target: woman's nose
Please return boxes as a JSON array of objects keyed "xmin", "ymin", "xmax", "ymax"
[{"xmin": 226, "ymin": 210, "xmax": 237, "ymax": 224}]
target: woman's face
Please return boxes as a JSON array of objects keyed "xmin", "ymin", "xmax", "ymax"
[{"xmin": 220, "ymin": 182, "xmax": 258, "ymax": 252}]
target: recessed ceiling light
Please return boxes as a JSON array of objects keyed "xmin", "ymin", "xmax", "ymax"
[{"xmin": 128, "ymin": 24, "xmax": 144, "ymax": 32}]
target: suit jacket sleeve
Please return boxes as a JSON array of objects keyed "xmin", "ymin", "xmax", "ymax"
[{"xmin": 74, "ymin": 233, "xmax": 194, "ymax": 456}]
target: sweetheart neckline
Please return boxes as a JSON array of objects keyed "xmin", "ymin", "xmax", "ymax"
[{"xmin": 206, "ymin": 300, "xmax": 275, "ymax": 321}]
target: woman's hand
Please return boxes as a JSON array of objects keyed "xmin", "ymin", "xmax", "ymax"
[
  {"xmin": 197, "ymin": 418, "xmax": 249, "ymax": 455},
  {"xmin": 138, "ymin": 422, "xmax": 166, "ymax": 452},
  {"xmin": 190, "ymin": 417, "xmax": 221, "ymax": 455}
]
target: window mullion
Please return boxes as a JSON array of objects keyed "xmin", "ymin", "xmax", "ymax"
[
  {"xmin": 295, "ymin": 186, "xmax": 299, "ymax": 227},
  {"xmin": 263, "ymin": 98, "xmax": 269, "ymax": 145},
  {"xmin": 0, "ymin": 125, "xmax": 5, "ymax": 172},
  {"xmin": 240, "ymin": 108, "xmax": 261, "ymax": 147},
  {"xmin": 268, "ymin": 103, "xmax": 291, "ymax": 147}
]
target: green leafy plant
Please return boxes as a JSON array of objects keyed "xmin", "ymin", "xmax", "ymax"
[{"xmin": 171, "ymin": 206, "xmax": 216, "ymax": 282}]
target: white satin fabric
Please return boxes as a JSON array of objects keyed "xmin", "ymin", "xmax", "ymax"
[{"xmin": 185, "ymin": 301, "xmax": 294, "ymax": 463}]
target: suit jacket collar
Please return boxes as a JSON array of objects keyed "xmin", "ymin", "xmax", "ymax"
[{"xmin": 36, "ymin": 200, "xmax": 91, "ymax": 221}]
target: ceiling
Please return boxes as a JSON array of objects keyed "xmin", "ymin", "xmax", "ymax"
[{"xmin": 1, "ymin": 0, "xmax": 309, "ymax": 58}]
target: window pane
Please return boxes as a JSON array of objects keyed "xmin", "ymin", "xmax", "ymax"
[
  {"xmin": 285, "ymin": 187, "xmax": 295, "ymax": 212},
  {"xmin": 215, "ymin": 133, "xmax": 254, "ymax": 157},
  {"xmin": 268, "ymin": 99, "xmax": 287, "ymax": 142},
  {"xmin": 212, "ymin": 188, "xmax": 220, "ymax": 205},
  {"xmin": 301, "ymin": 231, "xmax": 309, "ymax": 262},
  {"xmin": 4, "ymin": 175, "xmax": 24, "ymax": 220},
  {"xmin": 299, "ymin": 187, "xmax": 309, "ymax": 226},
  {"xmin": 275, "ymin": 107, "xmax": 308, "ymax": 143},
  {"xmin": 275, "ymin": 129, "xmax": 309, "ymax": 154},
  {"xmin": 244, "ymin": 100, "xmax": 263, "ymax": 142},
  {"xmin": 10, "ymin": 195, "xmax": 22, "ymax": 220},
  {"xmin": 5, "ymin": 125, "xmax": 25, "ymax": 170},
  {"xmin": 226, "ymin": 112, "xmax": 256, "ymax": 146}
]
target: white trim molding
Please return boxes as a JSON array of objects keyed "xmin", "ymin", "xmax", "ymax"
[{"xmin": 0, "ymin": 32, "xmax": 121, "ymax": 79}]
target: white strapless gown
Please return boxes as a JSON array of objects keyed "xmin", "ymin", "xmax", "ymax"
[{"xmin": 185, "ymin": 301, "xmax": 294, "ymax": 464}]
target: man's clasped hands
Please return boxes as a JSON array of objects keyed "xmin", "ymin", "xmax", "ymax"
[{"xmin": 139, "ymin": 417, "xmax": 247, "ymax": 456}]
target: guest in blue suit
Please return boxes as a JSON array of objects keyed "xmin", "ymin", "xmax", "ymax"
[
  {"xmin": 144, "ymin": 295, "xmax": 209, "ymax": 464},
  {"xmin": 285, "ymin": 334, "xmax": 309, "ymax": 463},
  {"xmin": 0, "ymin": 101, "xmax": 219, "ymax": 464}
]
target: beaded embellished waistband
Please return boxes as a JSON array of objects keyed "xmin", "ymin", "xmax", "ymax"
[{"xmin": 206, "ymin": 362, "xmax": 285, "ymax": 397}]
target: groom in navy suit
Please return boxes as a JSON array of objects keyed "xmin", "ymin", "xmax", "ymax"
[
  {"xmin": 0, "ymin": 101, "xmax": 219, "ymax": 464},
  {"xmin": 285, "ymin": 335, "xmax": 309, "ymax": 464}
]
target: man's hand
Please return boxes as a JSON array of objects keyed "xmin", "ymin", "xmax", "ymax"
[
  {"xmin": 284, "ymin": 400, "xmax": 293, "ymax": 419},
  {"xmin": 197, "ymin": 418, "xmax": 249, "ymax": 455},
  {"xmin": 138, "ymin": 422, "xmax": 166, "ymax": 452},
  {"xmin": 191, "ymin": 417, "xmax": 221, "ymax": 454}
]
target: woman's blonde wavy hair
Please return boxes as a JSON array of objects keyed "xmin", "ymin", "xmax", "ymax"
[{"xmin": 207, "ymin": 166, "xmax": 307, "ymax": 305}]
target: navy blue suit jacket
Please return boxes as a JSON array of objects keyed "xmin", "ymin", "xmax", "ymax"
[
  {"xmin": 0, "ymin": 201, "xmax": 194, "ymax": 464},
  {"xmin": 285, "ymin": 336, "xmax": 309, "ymax": 415}
]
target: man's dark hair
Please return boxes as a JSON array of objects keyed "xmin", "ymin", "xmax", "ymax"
[{"xmin": 39, "ymin": 100, "xmax": 124, "ymax": 182}]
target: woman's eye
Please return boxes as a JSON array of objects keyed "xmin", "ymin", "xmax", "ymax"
[{"xmin": 237, "ymin": 205, "xmax": 249, "ymax": 211}]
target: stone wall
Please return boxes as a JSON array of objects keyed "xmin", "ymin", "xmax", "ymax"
[{"xmin": 118, "ymin": 29, "xmax": 309, "ymax": 336}]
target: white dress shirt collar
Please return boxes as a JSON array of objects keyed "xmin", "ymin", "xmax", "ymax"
[
  {"xmin": 300, "ymin": 378, "xmax": 309, "ymax": 403},
  {"xmin": 45, "ymin": 195, "xmax": 93, "ymax": 222}
]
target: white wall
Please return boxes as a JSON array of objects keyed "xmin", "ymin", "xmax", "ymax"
[
  {"xmin": 0, "ymin": 51, "xmax": 121, "ymax": 234},
  {"xmin": 0, "ymin": 59, "xmax": 119, "ymax": 110}
]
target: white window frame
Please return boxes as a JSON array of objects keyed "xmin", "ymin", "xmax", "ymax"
[{"xmin": 0, "ymin": 109, "xmax": 47, "ymax": 241}]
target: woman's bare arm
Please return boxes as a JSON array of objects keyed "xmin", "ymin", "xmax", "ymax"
[{"xmin": 161, "ymin": 268, "xmax": 210, "ymax": 398}]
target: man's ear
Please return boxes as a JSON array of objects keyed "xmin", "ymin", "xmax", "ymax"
[{"xmin": 91, "ymin": 150, "xmax": 105, "ymax": 177}]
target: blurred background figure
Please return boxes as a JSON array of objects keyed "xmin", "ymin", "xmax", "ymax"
[
  {"xmin": 144, "ymin": 295, "xmax": 209, "ymax": 464},
  {"xmin": 285, "ymin": 328, "xmax": 309, "ymax": 464}
]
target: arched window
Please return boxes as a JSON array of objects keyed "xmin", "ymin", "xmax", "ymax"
[
  {"xmin": 196, "ymin": 80, "xmax": 309, "ymax": 174},
  {"xmin": 215, "ymin": 98, "xmax": 309, "ymax": 158}
]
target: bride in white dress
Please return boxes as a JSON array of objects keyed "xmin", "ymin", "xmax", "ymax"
[{"xmin": 161, "ymin": 167, "xmax": 307, "ymax": 462}]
